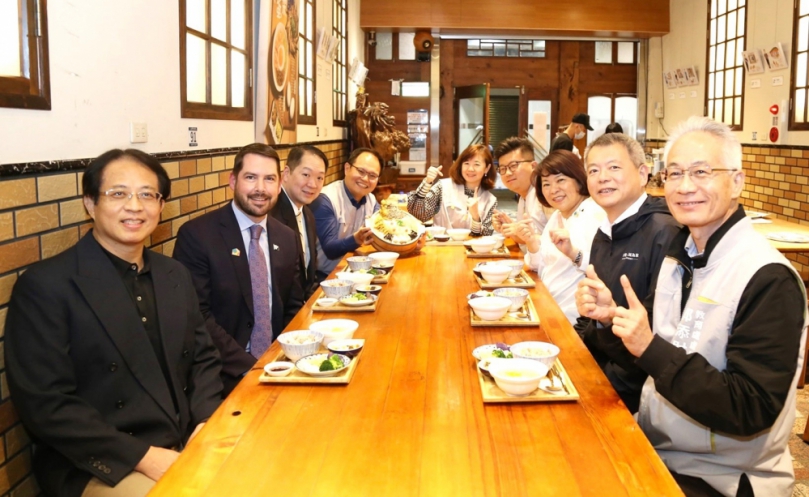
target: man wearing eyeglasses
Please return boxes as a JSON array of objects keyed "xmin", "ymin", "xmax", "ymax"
[
  {"xmin": 5, "ymin": 149, "xmax": 223, "ymax": 496},
  {"xmin": 574, "ymin": 131, "xmax": 680, "ymax": 413},
  {"xmin": 311, "ymin": 147, "xmax": 382, "ymax": 280},
  {"xmin": 491, "ymin": 137, "xmax": 551, "ymax": 250},
  {"xmin": 576, "ymin": 116, "xmax": 807, "ymax": 496}
]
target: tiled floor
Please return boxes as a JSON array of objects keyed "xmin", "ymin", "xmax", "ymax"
[{"xmin": 491, "ymin": 188, "xmax": 809, "ymax": 494}]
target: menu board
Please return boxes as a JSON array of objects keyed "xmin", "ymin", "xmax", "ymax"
[{"xmin": 265, "ymin": 0, "xmax": 299, "ymax": 145}]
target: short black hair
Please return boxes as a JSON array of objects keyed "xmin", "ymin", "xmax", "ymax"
[
  {"xmin": 233, "ymin": 143, "xmax": 281, "ymax": 176},
  {"xmin": 287, "ymin": 145, "xmax": 328, "ymax": 172},
  {"xmin": 347, "ymin": 147, "xmax": 383, "ymax": 170},
  {"xmin": 605, "ymin": 122, "xmax": 624, "ymax": 134},
  {"xmin": 492, "ymin": 136, "xmax": 534, "ymax": 163},
  {"xmin": 83, "ymin": 149, "xmax": 171, "ymax": 204}
]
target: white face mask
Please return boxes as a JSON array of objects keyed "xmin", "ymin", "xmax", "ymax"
[{"xmin": 574, "ymin": 131, "xmax": 585, "ymax": 140}]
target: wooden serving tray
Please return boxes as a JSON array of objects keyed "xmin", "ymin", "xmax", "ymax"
[
  {"xmin": 477, "ymin": 359, "xmax": 579, "ymax": 402},
  {"xmin": 465, "ymin": 245, "xmax": 511, "ymax": 259},
  {"xmin": 470, "ymin": 297, "xmax": 540, "ymax": 327},
  {"xmin": 474, "ymin": 270, "xmax": 536, "ymax": 289},
  {"xmin": 312, "ymin": 292, "xmax": 378, "ymax": 312},
  {"xmin": 338, "ymin": 266, "xmax": 391, "ymax": 284},
  {"xmin": 258, "ymin": 348, "xmax": 360, "ymax": 385}
]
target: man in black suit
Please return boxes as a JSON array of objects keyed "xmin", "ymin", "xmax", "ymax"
[
  {"xmin": 5, "ymin": 149, "xmax": 223, "ymax": 497},
  {"xmin": 174, "ymin": 143, "xmax": 304, "ymax": 394},
  {"xmin": 271, "ymin": 145, "xmax": 327, "ymax": 299}
]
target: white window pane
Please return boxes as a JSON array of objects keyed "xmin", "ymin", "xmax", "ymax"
[
  {"xmin": 299, "ymin": 37, "xmax": 305, "ymax": 75},
  {"xmin": 802, "ymin": 0, "xmax": 809, "ymax": 16},
  {"xmin": 231, "ymin": 0, "xmax": 246, "ymax": 49},
  {"xmin": 727, "ymin": 12, "xmax": 736, "ymax": 41},
  {"xmin": 718, "ymin": 0, "xmax": 727, "ymax": 16},
  {"xmin": 586, "ymin": 96, "xmax": 611, "ymax": 146},
  {"xmin": 0, "ymin": 0, "xmax": 21, "ymax": 77},
  {"xmin": 725, "ymin": 68, "xmax": 734, "ymax": 96},
  {"xmin": 735, "ymin": 67, "xmax": 743, "ymax": 95},
  {"xmin": 736, "ymin": 43, "xmax": 744, "ymax": 66},
  {"xmin": 799, "ymin": 53, "xmax": 808, "ymax": 88},
  {"xmin": 187, "ymin": 0, "xmax": 206, "ymax": 32},
  {"xmin": 716, "ymin": 71, "xmax": 724, "ymax": 98},
  {"xmin": 399, "ymin": 33, "xmax": 416, "ymax": 60},
  {"xmin": 800, "ymin": 18, "xmax": 809, "ymax": 53},
  {"xmin": 726, "ymin": 40, "xmax": 735, "ymax": 68},
  {"xmin": 186, "ymin": 34, "xmax": 207, "ymax": 102},
  {"xmin": 306, "ymin": 2, "xmax": 313, "ymax": 39},
  {"xmin": 709, "ymin": 46, "xmax": 716, "ymax": 72},
  {"xmin": 717, "ymin": 42, "xmax": 725, "ymax": 70},
  {"xmin": 715, "ymin": 100, "xmax": 723, "ymax": 123},
  {"xmin": 796, "ymin": 89, "xmax": 806, "ymax": 123},
  {"xmin": 737, "ymin": 8, "xmax": 745, "ymax": 37},
  {"xmin": 708, "ymin": 73, "xmax": 715, "ymax": 99},
  {"xmin": 738, "ymin": 0, "xmax": 745, "ymax": 5},
  {"xmin": 595, "ymin": 42, "xmax": 613, "ymax": 63},
  {"xmin": 617, "ymin": 42, "xmax": 634, "ymax": 63},
  {"xmin": 717, "ymin": 16, "xmax": 726, "ymax": 43},
  {"xmin": 728, "ymin": 0, "xmax": 737, "ymax": 10},
  {"xmin": 211, "ymin": 44, "xmax": 227, "ymax": 105},
  {"xmin": 306, "ymin": 40, "xmax": 313, "ymax": 78},
  {"xmin": 306, "ymin": 79, "xmax": 313, "ymax": 115},
  {"xmin": 231, "ymin": 51, "xmax": 245, "ymax": 107},
  {"xmin": 711, "ymin": 0, "xmax": 717, "ymax": 18},
  {"xmin": 614, "ymin": 96, "xmax": 637, "ymax": 137},
  {"xmin": 211, "ymin": 0, "xmax": 227, "ymax": 41},
  {"xmin": 299, "ymin": 78, "xmax": 305, "ymax": 116},
  {"xmin": 376, "ymin": 32, "xmax": 393, "ymax": 60},
  {"xmin": 343, "ymin": 9, "xmax": 347, "ymax": 36},
  {"xmin": 734, "ymin": 97, "xmax": 741, "ymax": 126},
  {"xmin": 724, "ymin": 97, "xmax": 733, "ymax": 124},
  {"xmin": 710, "ymin": 19, "xmax": 716, "ymax": 46},
  {"xmin": 707, "ymin": 100, "xmax": 714, "ymax": 119}
]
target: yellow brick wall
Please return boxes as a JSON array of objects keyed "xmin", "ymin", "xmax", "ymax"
[
  {"xmin": 646, "ymin": 139, "xmax": 809, "ymax": 281},
  {"xmin": 0, "ymin": 140, "xmax": 349, "ymax": 495}
]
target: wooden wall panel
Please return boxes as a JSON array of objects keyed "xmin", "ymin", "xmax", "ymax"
[{"xmin": 362, "ymin": 0, "xmax": 669, "ymax": 38}]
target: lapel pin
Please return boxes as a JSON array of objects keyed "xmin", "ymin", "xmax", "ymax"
[
  {"xmin": 273, "ymin": 244, "xmax": 279, "ymax": 251},
  {"xmin": 231, "ymin": 249, "xmax": 241, "ymax": 257}
]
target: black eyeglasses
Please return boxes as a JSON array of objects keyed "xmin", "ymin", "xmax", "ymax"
[
  {"xmin": 349, "ymin": 164, "xmax": 380, "ymax": 181},
  {"xmin": 496, "ymin": 160, "xmax": 532, "ymax": 175}
]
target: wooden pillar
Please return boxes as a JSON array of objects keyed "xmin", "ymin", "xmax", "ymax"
[
  {"xmin": 438, "ymin": 40, "xmax": 456, "ymax": 170},
  {"xmin": 558, "ymin": 43, "xmax": 582, "ymax": 150}
]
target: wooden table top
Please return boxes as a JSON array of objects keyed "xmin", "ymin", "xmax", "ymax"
[{"xmin": 149, "ymin": 245, "xmax": 682, "ymax": 497}]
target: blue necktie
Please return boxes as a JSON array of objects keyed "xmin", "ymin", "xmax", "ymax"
[{"xmin": 248, "ymin": 224, "xmax": 272, "ymax": 358}]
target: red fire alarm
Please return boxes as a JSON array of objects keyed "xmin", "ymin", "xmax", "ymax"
[
  {"xmin": 770, "ymin": 104, "xmax": 780, "ymax": 115},
  {"xmin": 770, "ymin": 127, "xmax": 780, "ymax": 142}
]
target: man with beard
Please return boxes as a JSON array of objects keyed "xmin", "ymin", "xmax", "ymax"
[
  {"xmin": 174, "ymin": 143, "xmax": 304, "ymax": 394},
  {"xmin": 311, "ymin": 148, "xmax": 382, "ymax": 280}
]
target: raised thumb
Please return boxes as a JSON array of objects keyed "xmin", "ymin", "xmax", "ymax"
[{"xmin": 620, "ymin": 275, "xmax": 642, "ymax": 309}]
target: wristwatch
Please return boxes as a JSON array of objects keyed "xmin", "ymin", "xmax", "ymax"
[{"xmin": 573, "ymin": 250, "xmax": 583, "ymax": 266}]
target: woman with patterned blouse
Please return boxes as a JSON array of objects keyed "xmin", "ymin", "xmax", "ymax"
[{"xmin": 407, "ymin": 144, "xmax": 498, "ymax": 236}]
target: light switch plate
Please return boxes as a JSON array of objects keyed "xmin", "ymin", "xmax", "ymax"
[
  {"xmin": 773, "ymin": 76, "xmax": 784, "ymax": 86},
  {"xmin": 130, "ymin": 122, "xmax": 148, "ymax": 143},
  {"xmin": 750, "ymin": 79, "xmax": 761, "ymax": 88}
]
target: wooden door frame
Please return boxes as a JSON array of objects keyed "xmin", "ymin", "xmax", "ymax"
[{"xmin": 453, "ymin": 83, "xmax": 490, "ymax": 160}]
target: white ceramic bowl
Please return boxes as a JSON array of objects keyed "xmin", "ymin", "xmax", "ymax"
[
  {"xmin": 468, "ymin": 237, "xmax": 497, "ymax": 254},
  {"xmin": 336, "ymin": 271, "xmax": 374, "ymax": 289},
  {"xmin": 468, "ymin": 296, "xmax": 512, "ymax": 321},
  {"xmin": 493, "ymin": 287, "xmax": 530, "ymax": 311},
  {"xmin": 488, "ymin": 358, "xmax": 549, "ymax": 396},
  {"xmin": 499, "ymin": 259, "xmax": 525, "ymax": 278},
  {"xmin": 491, "ymin": 234, "xmax": 506, "ymax": 249},
  {"xmin": 316, "ymin": 297, "xmax": 338, "ymax": 308},
  {"xmin": 277, "ymin": 330, "xmax": 324, "ymax": 362},
  {"xmin": 308, "ymin": 319, "xmax": 359, "ymax": 345},
  {"xmin": 326, "ymin": 338, "xmax": 365, "ymax": 358},
  {"xmin": 447, "ymin": 228, "xmax": 472, "ymax": 241},
  {"xmin": 369, "ymin": 251, "xmax": 400, "ymax": 266},
  {"xmin": 479, "ymin": 264, "xmax": 511, "ymax": 284},
  {"xmin": 347, "ymin": 256, "xmax": 373, "ymax": 271},
  {"xmin": 264, "ymin": 361, "xmax": 294, "ymax": 377},
  {"xmin": 511, "ymin": 341, "xmax": 561, "ymax": 368},
  {"xmin": 319, "ymin": 279, "xmax": 354, "ymax": 299},
  {"xmin": 425, "ymin": 226, "xmax": 446, "ymax": 237}
]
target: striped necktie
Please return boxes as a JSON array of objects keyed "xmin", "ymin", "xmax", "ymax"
[{"xmin": 248, "ymin": 224, "xmax": 272, "ymax": 358}]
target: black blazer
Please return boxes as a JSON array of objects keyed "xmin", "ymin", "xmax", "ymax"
[
  {"xmin": 271, "ymin": 189, "xmax": 319, "ymax": 298},
  {"xmin": 173, "ymin": 202, "xmax": 304, "ymax": 388},
  {"xmin": 4, "ymin": 233, "xmax": 223, "ymax": 497}
]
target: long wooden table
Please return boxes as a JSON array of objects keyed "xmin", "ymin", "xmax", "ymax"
[{"xmin": 149, "ymin": 245, "xmax": 682, "ymax": 496}]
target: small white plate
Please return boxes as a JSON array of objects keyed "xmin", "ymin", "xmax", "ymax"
[
  {"xmin": 472, "ymin": 344, "xmax": 512, "ymax": 361},
  {"xmin": 766, "ymin": 232, "xmax": 809, "ymax": 243},
  {"xmin": 295, "ymin": 353, "xmax": 351, "ymax": 377},
  {"xmin": 339, "ymin": 294, "xmax": 378, "ymax": 307}
]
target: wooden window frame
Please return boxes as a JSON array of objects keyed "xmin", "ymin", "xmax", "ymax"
[
  {"xmin": 179, "ymin": 0, "xmax": 253, "ymax": 121},
  {"xmin": 297, "ymin": 0, "xmax": 317, "ymax": 125},
  {"xmin": 0, "ymin": 0, "xmax": 51, "ymax": 110},
  {"xmin": 790, "ymin": 1, "xmax": 809, "ymax": 130},
  {"xmin": 332, "ymin": 0, "xmax": 348, "ymax": 126},
  {"xmin": 593, "ymin": 41, "xmax": 636, "ymax": 65},
  {"xmin": 704, "ymin": 0, "xmax": 746, "ymax": 131}
]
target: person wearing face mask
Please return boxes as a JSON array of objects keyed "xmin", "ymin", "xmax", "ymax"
[
  {"xmin": 520, "ymin": 151, "xmax": 606, "ymax": 324},
  {"xmin": 407, "ymin": 144, "xmax": 498, "ymax": 236},
  {"xmin": 550, "ymin": 113, "xmax": 594, "ymax": 156}
]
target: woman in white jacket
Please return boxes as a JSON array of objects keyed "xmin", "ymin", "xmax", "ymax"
[
  {"xmin": 407, "ymin": 144, "xmax": 498, "ymax": 236},
  {"xmin": 519, "ymin": 150, "xmax": 606, "ymax": 324}
]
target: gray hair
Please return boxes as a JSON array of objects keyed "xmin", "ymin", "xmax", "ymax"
[
  {"xmin": 663, "ymin": 116, "xmax": 742, "ymax": 170},
  {"xmin": 583, "ymin": 132, "xmax": 646, "ymax": 168}
]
